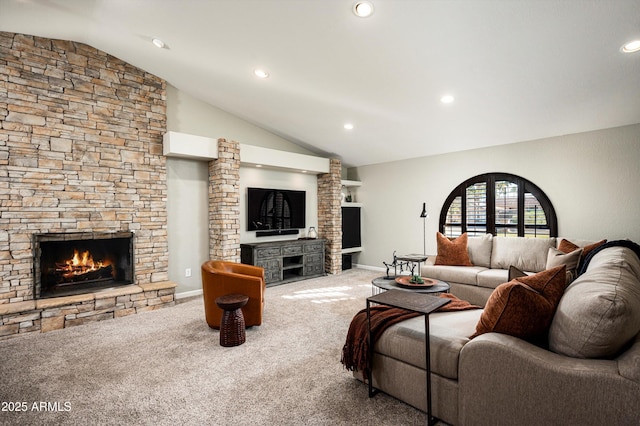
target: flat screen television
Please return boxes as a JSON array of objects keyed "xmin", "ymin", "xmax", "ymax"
[{"xmin": 247, "ymin": 187, "xmax": 306, "ymax": 231}]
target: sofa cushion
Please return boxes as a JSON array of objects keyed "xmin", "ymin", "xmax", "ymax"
[
  {"xmin": 435, "ymin": 232, "xmax": 473, "ymax": 266},
  {"xmin": 549, "ymin": 246, "xmax": 640, "ymax": 358},
  {"xmin": 471, "ymin": 265, "xmax": 567, "ymax": 341},
  {"xmin": 490, "ymin": 236, "xmax": 556, "ymax": 272},
  {"xmin": 421, "ymin": 265, "xmax": 487, "ymax": 286},
  {"xmin": 546, "ymin": 247, "xmax": 582, "ymax": 283},
  {"xmin": 467, "ymin": 234, "xmax": 493, "ymax": 268},
  {"xmin": 476, "ymin": 268, "xmax": 510, "ymax": 290},
  {"xmin": 375, "ymin": 309, "xmax": 483, "ymax": 380}
]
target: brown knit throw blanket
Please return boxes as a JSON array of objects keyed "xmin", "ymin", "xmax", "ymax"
[{"xmin": 340, "ymin": 293, "xmax": 480, "ymax": 378}]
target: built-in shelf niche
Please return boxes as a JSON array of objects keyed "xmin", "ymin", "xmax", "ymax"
[
  {"xmin": 341, "ymin": 180, "xmax": 362, "ymax": 255},
  {"xmin": 341, "ymin": 179, "xmax": 362, "ymax": 207}
]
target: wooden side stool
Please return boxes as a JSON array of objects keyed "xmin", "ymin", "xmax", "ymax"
[{"xmin": 215, "ymin": 293, "xmax": 249, "ymax": 347}]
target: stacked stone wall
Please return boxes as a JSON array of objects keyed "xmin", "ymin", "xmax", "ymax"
[
  {"xmin": 318, "ymin": 158, "xmax": 342, "ymax": 274},
  {"xmin": 0, "ymin": 282, "xmax": 176, "ymax": 339},
  {"xmin": 0, "ymin": 32, "xmax": 172, "ymax": 337},
  {"xmin": 208, "ymin": 138, "xmax": 240, "ymax": 261}
]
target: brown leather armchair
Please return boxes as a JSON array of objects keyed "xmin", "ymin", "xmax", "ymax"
[{"xmin": 201, "ymin": 260, "xmax": 266, "ymax": 329}]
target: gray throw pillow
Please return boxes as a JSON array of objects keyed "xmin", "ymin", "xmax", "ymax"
[
  {"xmin": 508, "ymin": 265, "xmax": 527, "ymax": 281},
  {"xmin": 546, "ymin": 247, "xmax": 582, "ymax": 284}
]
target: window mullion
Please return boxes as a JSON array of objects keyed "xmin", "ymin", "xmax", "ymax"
[
  {"xmin": 486, "ymin": 176, "xmax": 495, "ymax": 235},
  {"xmin": 460, "ymin": 188, "xmax": 467, "ymax": 234},
  {"xmin": 517, "ymin": 179, "xmax": 525, "ymax": 237}
]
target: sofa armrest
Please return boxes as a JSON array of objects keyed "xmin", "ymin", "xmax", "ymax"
[{"xmin": 459, "ymin": 333, "xmax": 640, "ymax": 426}]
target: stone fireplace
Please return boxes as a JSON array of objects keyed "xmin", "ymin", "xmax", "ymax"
[
  {"xmin": 0, "ymin": 31, "xmax": 342, "ymax": 339},
  {"xmin": 33, "ymin": 231, "xmax": 135, "ymax": 299},
  {"xmin": 0, "ymin": 32, "xmax": 176, "ymax": 338}
]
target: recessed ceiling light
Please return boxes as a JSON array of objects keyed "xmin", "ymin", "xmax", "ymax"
[
  {"xmin": 344, "ymin": 123, "xmax": 354, "ymax": 130},
  {"xmin": 353, "ymin": 1, "xmax": 374, "ymax": 18},
  {"xmin": 151, "ymin": 38, "xmax": 165, "ymax": 49},
  {"xmin": 621, "ymin": 40, "xmax": 640, "ymax": 53},
  {"xmin": 441, "ymin": 95, "xmax": 455, "ymax": 104},
  {"xmin": 253, "ymin": 69, "xmax": 270, "ymax": 79}
]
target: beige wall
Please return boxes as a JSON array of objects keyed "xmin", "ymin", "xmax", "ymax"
[{"xmin": 350, "ymin": 123, "xmax": 640, "ymax": 270}]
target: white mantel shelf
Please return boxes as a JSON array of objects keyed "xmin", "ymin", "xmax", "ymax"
[{"xmin": 162, "ymin": 131, "xmax": 330, "ymax": 174}]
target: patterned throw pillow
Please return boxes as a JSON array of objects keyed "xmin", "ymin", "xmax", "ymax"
[{"xmin": 435, "ymin": 232, "xmax": 473, "ymax": 266}]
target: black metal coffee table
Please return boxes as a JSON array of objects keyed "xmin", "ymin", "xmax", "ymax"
[{"xmin": 371, "ymin": 276, "xmax": 450, "ymax": 295}]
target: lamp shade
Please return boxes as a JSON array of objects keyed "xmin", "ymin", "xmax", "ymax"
[{"xmin": 420, "ymin": 202, "xmax": 428, "ymax": 218}]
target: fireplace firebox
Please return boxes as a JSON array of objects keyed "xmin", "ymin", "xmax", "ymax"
[{"xmin": 33, "ymin": 231, "xmax": 135, "ymax": 299}]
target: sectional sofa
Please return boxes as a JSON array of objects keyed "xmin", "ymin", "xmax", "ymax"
[
  {"xmin": 356, "ymin": 235, "xmax": 640, "ymax": 425},
  {"xmin": 421, "ymin": 234, "xmax": 592, "ymax": 307}
]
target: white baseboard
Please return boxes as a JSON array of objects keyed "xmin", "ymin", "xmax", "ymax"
[
  {"xmin": 175, "ymin": 289, "xmax": 203, "ymax": 300},
  {"xmin": 352, "ymin": 263, "xmax": 385, "ymax": 272}
]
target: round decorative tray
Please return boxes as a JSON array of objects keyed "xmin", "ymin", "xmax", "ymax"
[{"xmin": 394, "ymin": 276, "xmax": 436, "ymax": 288}]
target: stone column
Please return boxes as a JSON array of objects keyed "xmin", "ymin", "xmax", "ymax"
[
  {"xmin": 317, "ymin": 158, "xmax": 342, "ymax": 274},
  {"xmin": 208, "ymin": 139, "xmax": 240, "ymax": 262}
]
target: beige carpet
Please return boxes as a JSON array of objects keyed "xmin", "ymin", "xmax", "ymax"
[{"xmin": 0, "ymin": 269, "xmax": 432, "ymax": 425}]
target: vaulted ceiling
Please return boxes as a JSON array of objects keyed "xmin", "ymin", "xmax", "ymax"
[{"xmin": 1, "ymin": 0, "xmax": 639, "ymax": 167}]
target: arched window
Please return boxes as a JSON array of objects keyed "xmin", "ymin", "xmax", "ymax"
[{"xmin": 440, "ymin": 173, "xmax": 557, "ymax": 238}]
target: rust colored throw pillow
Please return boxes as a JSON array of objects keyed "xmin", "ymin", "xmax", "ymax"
[
  {"xmin": 558, "ymin": 239, "xmax": 607, "ymax": 259},
  {"xmin": 435, "ymin": 232, "xmax": 473, "ymax": 266},
  {"xmin": 470, "ymin": 265, "xmax": 567, "ymax": 342}
]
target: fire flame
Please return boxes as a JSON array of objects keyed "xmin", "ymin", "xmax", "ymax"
[
  {"xmin": 71, "ymin": 250, "xmax": 93, "ymax": 268},
  {"xmin": 62, "ymin": 249, "xmax": 108, "ymax": 276}
]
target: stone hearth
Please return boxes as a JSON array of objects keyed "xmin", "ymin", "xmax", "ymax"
[{"xmin": 0, "ymin": 282, "xmax": 176, "ymax": 336}]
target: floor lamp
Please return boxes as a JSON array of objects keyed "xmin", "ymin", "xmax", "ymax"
[{"xmin": 420, "ymin": 202, "xmax": 428, "ymax": 255}]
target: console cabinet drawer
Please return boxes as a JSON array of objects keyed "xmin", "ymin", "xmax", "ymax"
[
  {"xmin": 282, "ymin": 245, "xmax": 303, "ymax": 256},
  {"xmin": 304, "ymin": 243, "xmax": 324, "ymax": 253},
  {"xmin": 256, "ymin": 247, "xmax": 281, "ymax": 259}
]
